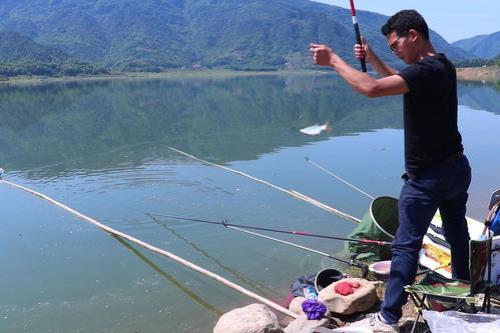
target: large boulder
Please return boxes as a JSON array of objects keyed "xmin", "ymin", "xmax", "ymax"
[
  {"xmin": 318, "ymin": 278, "xmax": 378, "ymax": 315},
  {"xmin": 213, "ymin": 303, "xmax": 284, "ymax": 333}
]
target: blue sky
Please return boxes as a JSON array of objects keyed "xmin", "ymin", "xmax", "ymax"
[{"xmin": 314, "ymin": 1, "xmax": 500, "ymax": 42}]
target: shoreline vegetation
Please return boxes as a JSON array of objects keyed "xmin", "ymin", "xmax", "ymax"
[
  {"xmin": 1, "ymin": 66, "xmax": 499, "ymax": 87},
  {"xmin": 456, "ymin": 66, "xmax": 500, "ymax": 83},
  {"xmin": 0, "ymin": 69, "xmax": 314, "ymax": 86}
]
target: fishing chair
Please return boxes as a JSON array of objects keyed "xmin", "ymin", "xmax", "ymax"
[{"xmin": 404, "ymin": 238, "xmax": 494, "ymax": 333}]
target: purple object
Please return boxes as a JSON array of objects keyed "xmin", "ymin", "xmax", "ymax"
[{"xmin": 301, "ymin": 299, "xmax": 327, "ymax": 320}]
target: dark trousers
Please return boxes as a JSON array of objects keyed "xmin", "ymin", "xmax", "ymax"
[{"xmin": 381, "ymin": 155, "xmax": 472, "ymax": 324}]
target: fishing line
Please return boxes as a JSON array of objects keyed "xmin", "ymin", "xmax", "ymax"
[
  {"xmin": 146, "ymin": 212, "xmax": 389, "ymax": 246},
  {"xmin": 305, "ymin": 156, "xmax": 375, "ymax": 200},
  {"xmin": 167, "ymin": 146, "xmax": 361, "ymax": 224},
  {"xmin": 148, "ymin": 213, "xmax": 369, "ymax": 276},
  {"xmin": 146, "ymin": 214, "xmax": 283, "ymax": 299}
]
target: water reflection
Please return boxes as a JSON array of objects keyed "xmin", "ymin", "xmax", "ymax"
[
  {"xmin": 458, "ymin": 82, "xmax": 500, "ymax": 115},
  {"xmin": 0, "ymin": 74, "xmax": 402, "ymax": 177},
  {"xmin": 112, "ymin": 235, "xmax": 223, "ymax": 316},
  {"xmin": 1, "ymin": 75, "xmax": 499, "ymax": 333}
]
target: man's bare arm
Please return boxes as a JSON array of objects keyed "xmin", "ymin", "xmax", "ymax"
[
  {"xmin": 310, "ymin": 44, "xmax": 408, "ymax": 98},
  {"xmin": 354, "ymin": 37, "xmax": 397, "ymax": 77},
  {"xmin": 365, "ymin": 51, "xmax": 398, "ymax": 77}
]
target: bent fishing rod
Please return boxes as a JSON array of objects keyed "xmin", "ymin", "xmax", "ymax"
[
  {"xmin": 147, "ymin": 213, "xmax": 369, "ymax": 276},
  {"xmin": 146, "ymin": 213, "xmax": 390, "ymax": 246}
]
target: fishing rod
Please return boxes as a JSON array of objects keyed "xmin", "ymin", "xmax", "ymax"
[
  {"xmin": 147, "ymin": 213, "xmax": 369, "ymax": 277},
  {"xmin": 349, "ymin": 0, "xmax": 367, "ymax": 72},
  {"xmin": 146, "ymin": 214, "xmax": 283, "ymax": 300},
  {"xmin": 146, "ymin": 213, "xmax": 391, "ymax": 246},
  {"xmin": 167, "ymin": 146, "xmax": 361, "ymax": 224},
  {"xmin": 305, "ymin": 156, "xmax": 375, "ymax": 200},
  {"xmin": 0, "ymin": 177, "xmax": 299, "ymax": 319}
]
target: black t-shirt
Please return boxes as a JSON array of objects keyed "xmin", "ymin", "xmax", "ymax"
[{"xmin": 397, "ymin": 53, "xmax": 463, "ymax": 173}]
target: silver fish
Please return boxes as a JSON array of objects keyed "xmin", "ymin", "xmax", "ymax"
[{"xmin": 299, "ymin": 122, "xmax": 331, "ymax": 136}]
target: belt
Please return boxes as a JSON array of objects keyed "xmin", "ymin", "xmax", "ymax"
[{"xmin": 402, "ymin": 152, "xmax": 464, "ymax": 182}]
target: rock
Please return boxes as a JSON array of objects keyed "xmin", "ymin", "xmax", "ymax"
[
  {"xmin": 371, "ymin": 281, "xmax": 385, "ymax": 288},
  {"xmin": 371, "ymin": 280, "xmax": 386, "ymax": 300},
  {"xmin": 213, "ymin": 303, "xmax": 284, "ymax": 333},
  {"xmin": 288, "ymin": 297, "xmax": 306, "ymax": 316},
  {"xmin": 284, "ymin": 315, "xmax": 330, "ymax": 333},
  {"xmin": 318, "ymin": 278, "xmax": 378, "ymax": 315}
]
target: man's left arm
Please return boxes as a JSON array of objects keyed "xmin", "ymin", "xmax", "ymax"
[{"xmin": 310, "ymin": 44, "xmax": 409, "ymax": 98}]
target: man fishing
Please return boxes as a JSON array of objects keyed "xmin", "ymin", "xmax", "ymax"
[{"xmin": 310, "ymin": 10, "xmax": 471, "ymax": 332}]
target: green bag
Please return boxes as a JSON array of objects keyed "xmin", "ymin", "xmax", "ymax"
[{"xmin": 346, "ymin": 196, "xmax": 399, "ymax": 262}]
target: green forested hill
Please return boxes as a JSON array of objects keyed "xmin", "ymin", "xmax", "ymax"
[
  {"xmin": 0, "ymin": 0, "xmax": 471, "ymax": 73},
  {"xmin": 0, "ymin": 31, "xmax": 108, "ymax": 76},
  {"xmin": 0, "ymin": 31, "xmax": 69, "ymax": 62}
]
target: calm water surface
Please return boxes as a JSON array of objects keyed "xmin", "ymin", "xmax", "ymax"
[{"xmin": 1, "ymin": 75, "xmax": 499, "ymax": 332}]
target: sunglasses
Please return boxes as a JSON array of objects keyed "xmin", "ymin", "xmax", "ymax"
[{"xmin": 388, "ymin": 35, "xmax": 404, "ymax": 53}]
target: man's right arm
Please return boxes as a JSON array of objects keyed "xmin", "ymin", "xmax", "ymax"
[
  {"xmin": 354, "ymin": 37, "xmax": 397, "ymax": 77},
  {"xmin": 310, "ymin": 43, "xmax": 409, "ymax": 98},
  {"xmin": 366, "ymin": 51, "xmax": 398, "ymax": 77}
]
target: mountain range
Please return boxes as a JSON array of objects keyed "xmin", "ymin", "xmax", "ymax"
[
  {"xmin": 452, "ymin": 31, "xmax": 500, "ymax": 59},
  {"xmin": 0, "ymin": 0, "xmax": 480, "ymax": 74}
]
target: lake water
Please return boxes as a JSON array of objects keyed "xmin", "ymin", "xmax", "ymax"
[{"xmin": 1, "ymin": 74, "xmax": 499, "ymax": 333}]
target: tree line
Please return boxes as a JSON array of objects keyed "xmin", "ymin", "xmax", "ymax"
[
  {"xmin": 0, "ymin": 60, "xmax": 109, "ymax": 78},
  {"xmin": 454, "ymin": 54, "xmax": 500, "ymax": 68}
]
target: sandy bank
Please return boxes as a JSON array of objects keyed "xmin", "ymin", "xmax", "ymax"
[{"xmin": 456, "ymin": 66, "xmax": 500, "ymax": 82}]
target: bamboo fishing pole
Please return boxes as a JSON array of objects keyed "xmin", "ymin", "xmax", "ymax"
[
  {"xmin": 0, "ymin": 177, "xmax": 299, "ymax": 319},
  {"xmin": 147, "ymin": 213, "xmax": 369, "ymax": 276},
  {"xmin": 167, "ymin": 147, "xmax": 361, "ymax": 224}
]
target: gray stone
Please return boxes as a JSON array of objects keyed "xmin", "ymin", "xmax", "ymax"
[
  {"xmin": 213, "ymin": 303, "xmax": 283, "ymax": 333},
  {"xmin": 318, "ymin": 278, "xmax": 378, "ymax": 315},
  {"xmin": 284, "ymin": 315, "xmax": 330, "ymax": 333}
]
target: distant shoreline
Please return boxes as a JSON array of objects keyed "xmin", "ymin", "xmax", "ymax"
[
  {"xmin": 2, "ymin": 66, "xmax": 499, "ymax": 87},
  {"xmin": 456, "ymin": 66, "xmax": 500, "ymax": 83},
  {"xmin": 0, "ymin": 69, "xmax": 319, "ymax": 86}
]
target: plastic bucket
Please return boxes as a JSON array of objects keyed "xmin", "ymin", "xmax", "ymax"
[
  {"xmin": 346, "ymin": 196, "xmax": 399, "ymax": 261},
  {"xmin": 368, "ymin": 260, "xmax": 391, "ymax": 281},
  {"xmin": 367, "ymin": 196, "xmax": 399, "ymax": 239},
  {"xmin": 314, "ymin": 268, "xmax": 344, "ymax": 292}
]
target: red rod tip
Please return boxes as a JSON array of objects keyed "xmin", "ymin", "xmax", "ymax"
[{"xmin": 349, "ymin": 0, "xmax": 357, "ymax": 16}]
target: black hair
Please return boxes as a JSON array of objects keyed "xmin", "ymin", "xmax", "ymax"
[{"xmin": 381, "ymin": 10, "xmax": 429, "ymax": 41}]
